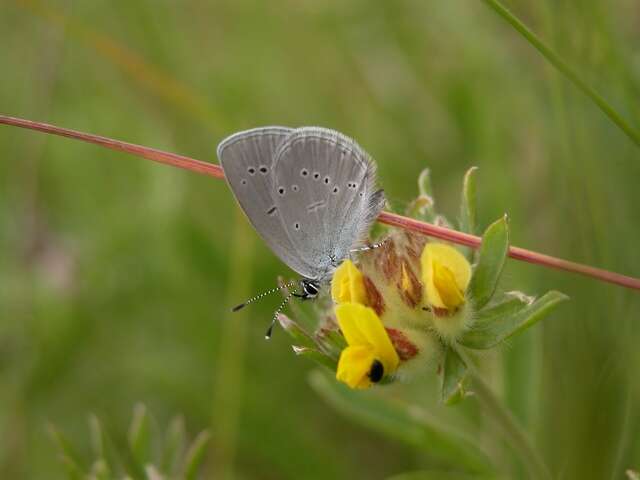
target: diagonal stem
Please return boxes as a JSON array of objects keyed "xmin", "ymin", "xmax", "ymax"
[
  {"xmin": 1, "ymin": 113, "xmax": 640, "ymax": 291},
  {"xmin": 480, "ymin": 0, "xmax": 640, "ymax": 147},
  {"xmin": 457, "ymin": 349, "xmax": 551, "ymax": 479}
]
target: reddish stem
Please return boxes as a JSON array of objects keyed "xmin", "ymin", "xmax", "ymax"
[{"xmin": 1, "ymin": 114, "xmax": 639, "ymax": 291}]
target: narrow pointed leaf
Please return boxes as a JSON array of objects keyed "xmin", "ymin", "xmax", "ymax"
[
  {"xmin": 60, "ymin": 455, "xmax": 85, "ymax": 480},
  {"xmin": 89, "ymin": 459, "xmax": 110, "ymax": 480},
  {"xmin": 309, "ymin": 371, "xmax": 493, "ymax": 473},
  {"xmin": 48, "ymin": 424, "xmax": 86, "ymax": 477},
  {"xmin": 459, "ymin": 166, "xmax": 478, "ymax": 236},
  {"xmin": 441, "ymin": 347, "xmax": 467, "ymax": 405},
  {"xmin": 469, "ymin": 216, "xmax": 509, "ymax": 309},
  {"xmin": 459, "ymin": 291, "xmax": 569, "ymax": 349},
  {"xmin": 128, "ymin": 403, "xmax": 151, "ymax": 468},
  {"xmin": 88, "ymin": 415, "xmax": 115, "ymax": 477},
  {"xmin": 162, "ymin": 416, "xmax": 186, "ymax": 476},
  {"xmin": 183, "ymin": 431, "xmax": 211, "ymax": 480}
]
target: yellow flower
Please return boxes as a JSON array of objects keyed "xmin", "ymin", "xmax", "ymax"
[
  {"xmin": 421, "ymin": 243, "xmax": 471, "ymax": 311},
  {"xmin": 331, "ymin": 260, "xmax": 367, "ymax": 305},
  {"xmin": 335, "ymin": 303, "xmax": 399, "ymax": 389}
]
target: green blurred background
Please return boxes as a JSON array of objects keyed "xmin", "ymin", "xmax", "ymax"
[{"xmin": 1, "ymin": 0, "xmax": 639, "ymax": 478}]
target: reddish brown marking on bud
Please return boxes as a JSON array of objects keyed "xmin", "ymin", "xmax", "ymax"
[
  {"xmin": 375, "ymin": 237, "xmax": 400, "ymax": 282},
  {"xmin": 432, "ymin": 306, "xmax": 453, "ymax": 317},
  {"xmin": 363, "ymin": 275, "xmax": 385, "ymax": 316},
  {"xmin": 386, "ymin": 328, "xmax": 419, "ymax": 361},
  {"xmin": 403, "ymin": 231, "xmax": 427, "ymax": 262},
  {"xmin": 396, "ymin": 259, "xmax": 422, "ymax": 308}
]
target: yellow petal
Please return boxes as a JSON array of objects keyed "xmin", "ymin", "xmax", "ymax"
[
  {"xmin": 335, "ymin": 303, "xmax": 399, "ymax": 374},
  {"xmin": 421, "ymin": 243, "xmax": 471, "ymax": 310},
  {"xmin": 433, "ymin": 261, "xmax": 465, "ymax": 308},
  {"xmin": 331, "ymin": 260, "xmax": 367, "ymax": 305},
  {"xmin": 336, "ymin": 345, "xmax": 375, "ymax": 389}
]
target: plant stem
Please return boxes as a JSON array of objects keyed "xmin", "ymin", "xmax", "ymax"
[
  {"xmin": 459, "ymin": 350, "xmax": 551, "ymax": 480},
  {"xmin": 1, "ymin": 114, "xmax": 640, "ymax": 291},
  {"xmin": 480, "ymin": 0, "xmax": 640, "ymax": 148}
]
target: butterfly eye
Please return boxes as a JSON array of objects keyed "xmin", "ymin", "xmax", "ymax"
[
  {"xmin": 247, "ymin": 167, "xmax": 256, "ymax": 175},
  {"xmin": 278, "ymin": 187, "xmax": 286, "ymax": 196},
  {"xmin": 324, "ymin": 177, "xmax": 330, "ymax": 184},
  {"xmin": 259, "ymin": 166, "xmax": 268, "ymax": 174},
  {"xmin": 301, "ymin": 169, "xmax": 308, "ymax": 177},
  {"xmin": 313, "ymin": 172, "xmax": 320, "ymax": 180}
]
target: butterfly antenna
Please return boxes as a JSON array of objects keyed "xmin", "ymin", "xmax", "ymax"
[
  {"xmin": 265, "ymin": 291, "xmax": 294, "ymax": 340},
  {"xmin": 231, "ymin": 281, "xmax": 296, "ymax": 312}
]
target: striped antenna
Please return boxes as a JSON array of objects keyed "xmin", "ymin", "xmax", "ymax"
[
  {"xmin": 265, "ymin": 291, "xmax": 294, "ymax": 340},
  {"xmin": 231, "ymin": 280, "xmax": 297, "ymax": 312}
]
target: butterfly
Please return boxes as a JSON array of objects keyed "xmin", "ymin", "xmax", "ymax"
[{"xmin": 217, "ymin": 126, "xmax": 385, "ymax": 337}]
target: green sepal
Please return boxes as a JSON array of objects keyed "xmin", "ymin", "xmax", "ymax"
[
  {"xmin": 292, "ymin": 345, "xmax": 338, "ymax": 370},
  {"xmin": 459, "ymin": 291, "xmax": 569, "ymax": 349},
  {"xmin": 459, "ymin": 166, "xmax": 478, "ymax": 236},
  {"xmin": 315, "ymin": 326, "xmax": 347, "ymax": 360},
  {"xmin": 469, "ymin": 216, "xmax": 509, "ymax": 309},
  {"xmin": 406, "ymin": 168, "xmax": 437, "ymax": 222},
  {"xmin": 278, "ymin": 313, "xmax": 318, "ymax": 350}
]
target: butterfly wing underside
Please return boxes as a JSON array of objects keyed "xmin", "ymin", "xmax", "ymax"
[
  {"xmin": 271, "ymin": 127, "xmax": 385, "ymax": 281},
  {"xmin": 218, "ymin": 127, "xmax": 316, "ymax": 277}
]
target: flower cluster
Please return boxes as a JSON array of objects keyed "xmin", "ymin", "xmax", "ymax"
[{"xmin": 279, "ymin": 167, "xmax": 567, "ymax": 402}]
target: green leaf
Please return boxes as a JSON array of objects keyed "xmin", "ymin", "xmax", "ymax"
[
  {"xmin": 292, "ymin": 345, "xmax": 338, "ymax": 370},
  {"xmin": 88, "ymin": 415, "xmax": 114, "ymax": 477},
  {"xmin": 441, "ymin": 346, "xmax": 467, "ymax": 405},
  {"xmin": 387, "ymin": 470, "xmax": 495, "ymax": 480},
  {"xmin": 183, "ymin": 431, "xmax": 211, "ymax": 480},
  {"xmin": 128, "ymin": 403, "xmax": 151, "ymax": 468},
  {"xmin": 162, "ymin": 415, "xmax": 186, "ymax": 476},
  {"xmin": 89, "ymin": 459, "xmax": 110, "ymax": 480},
  {"xmin": 59, "ymin": 456, "xmax": 85, "ymax": 480},
  {"xmin": 469, "ymin": 216, "xmax": 509, "ymax": 309},
  {"xmin": 309, "ymin": 371, "xmax": 493, "ymax": 473},
  {"xmin": 48, "ymin": 424, "xmax": 86, "ymax": 478},
  {"xmin": 459, "ymin": 291, "xmax": 569, "ymax": 349},
  {"xmin": 459, "ymin": 166, "xmax": 479, "ymax": 236}
]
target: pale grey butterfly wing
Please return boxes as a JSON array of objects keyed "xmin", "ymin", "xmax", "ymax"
[
  {"xmin": 271, "ymin": 127, "xmax": 385, "ymax": 281},
  {"xmin": 218, "ymin": 127, "xmax": 316, "ymax": 277}
]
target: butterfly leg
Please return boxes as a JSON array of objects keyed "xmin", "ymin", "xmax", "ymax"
[{"xmin": 350, "ymin": 238, "xmax": 388, "ymax": 254}]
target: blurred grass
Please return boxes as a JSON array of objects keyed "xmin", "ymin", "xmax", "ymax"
[{"xmin": 1, "ymin": 0, "xmax": 639, "ymax": 479}]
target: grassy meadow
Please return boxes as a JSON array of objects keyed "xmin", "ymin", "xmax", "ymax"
[{"xmin": 1, "ymin": 1, "xmax": 639, "ymax": 478}]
